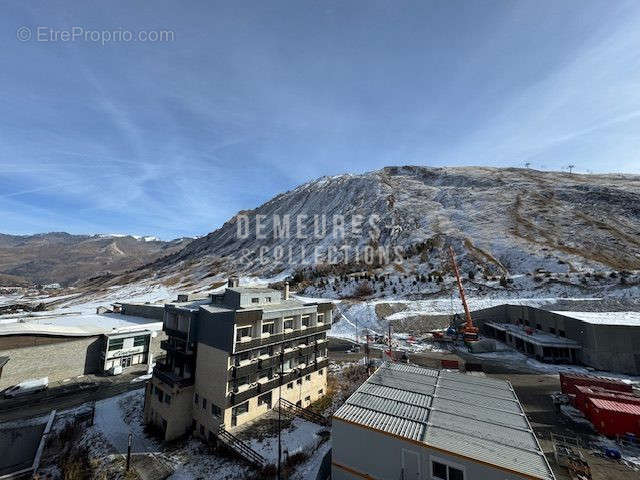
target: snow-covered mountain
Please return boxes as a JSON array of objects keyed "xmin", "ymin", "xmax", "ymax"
[{"xmin": 99, "ymin": 166, "xmax": 639, "ymax": 294}]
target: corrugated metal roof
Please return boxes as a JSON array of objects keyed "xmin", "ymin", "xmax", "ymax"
[
  {"xmin": 426, "ymin": 426, "xmax": 552, "ymax": 480},
  {"xmin": 357, "ymin": 382, "xmax": 432, "ymax": 408},
  {"xmin": 333, "ymin": 362, "xmax": 555, "ymax": 480},
  {"xmin": 589, "ymin": 398, "xmax": 640, "ymax": 415},
  {"xmin": 333, "ymin": 403, "xmax": 426, "ymax": 441}
]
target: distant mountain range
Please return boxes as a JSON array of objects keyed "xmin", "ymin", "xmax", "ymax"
[
  {"xmin": 3, "ymin": 166, "xmax": 640, "ymax": 292},
  {"xmin": 91, "ymin": 166, "xmax": 640, "ymax": 292},
  {"xmin": 0, "ymin": 232, "xmax": 192, "ymax": 286}
]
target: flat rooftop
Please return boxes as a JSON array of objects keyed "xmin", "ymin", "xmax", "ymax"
[
  {"xmin": 486, "ymin": 322, "xmax": 582, "ymax": 348},
  {"xmin": 333, "ymin": 362, "xmax": 555, "ymax": 480},
  {"xmin": 552, "ymin": 310, "xmax": 640, "ymax": 326},
  {"xmin": 0, "ymin": 312, "xmax": 162, "ymax": 337}
]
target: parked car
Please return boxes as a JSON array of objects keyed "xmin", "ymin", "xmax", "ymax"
[{"xmin": 3, "ymin": 377, "xmax": 48, "ymax": 398}]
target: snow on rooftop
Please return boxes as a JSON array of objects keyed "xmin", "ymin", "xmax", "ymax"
[
  {"xmin": 552, "ymin": 310, "xmax": 640, "ymax": 326},
  {"xmin": 0, "ymin": 312, "xmax": 162, "ymax": 337}
]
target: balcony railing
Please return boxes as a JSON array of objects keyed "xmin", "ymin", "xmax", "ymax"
[
  {"xmin": 160, "ymin": 340, "xmax": 194, "ymax": 356},
  {"xmin": 227, "ymin": 358, "xmax": 328, "ymax": 407},
  {"xmin": 163, "ymin": 327, "xmax": 188, "ymax": 339},
  {"xmin": 153, "ymin": 365, "xmax": 194, "ymax": 389},
  {"xmin": 234, "ymin": 323, "xmax": 330, "ymax": 353}
]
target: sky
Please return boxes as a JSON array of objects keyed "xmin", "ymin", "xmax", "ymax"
[{"xmin": 2, "ymin": 1, "xmax": 640, "ymax": 239}]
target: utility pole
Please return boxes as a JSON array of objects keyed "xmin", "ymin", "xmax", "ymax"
[
  {"xmin": 568, "ymin": 164, "xmax": 575, "ymax": 174},
  {"xmin": 126, "ymin": 433, "xmax": 132, "ymax": 472},
  {"xmin": 524, "ymin": 162, "xmax": 531, "ymax": 169},
  {"xmin": 277, "ymin": 349, "xmax": 284, "ymax": 480}
]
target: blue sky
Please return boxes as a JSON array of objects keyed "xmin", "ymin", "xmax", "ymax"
[{"xmin": 2, "ymin": 1, "xmax": 640, "ymax": 239}]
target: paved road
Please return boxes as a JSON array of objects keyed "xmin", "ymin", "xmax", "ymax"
[{"xmin": 0, "ymin": 376, "xmax": 147, "ymax": 423}]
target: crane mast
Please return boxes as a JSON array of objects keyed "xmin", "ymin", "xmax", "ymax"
[{"xmin": 448, "ymin": 246, "xmax": 479, "ymax": 343}]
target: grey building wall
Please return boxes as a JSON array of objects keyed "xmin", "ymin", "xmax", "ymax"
[
  {"xmin": 471, "ymin": 304, "xmax": 640, "ymax": 375},
  {"xmin": 0, "ymin": 336, "xmax": 102, "ymax": 389},
  {"xmin": 196, "ymin": 309, "xmax": 236, "ymax": 352},
  {"xmin": 120, "ymin": 303, "xmax": 165, "ymax": 320},
  {"xmin": 332, "ymin": 419, "xmax": 534, "ymax": 480}
]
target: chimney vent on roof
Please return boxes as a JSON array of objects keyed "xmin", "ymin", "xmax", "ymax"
[
  {"xmin": 228, "ymin": 276, "xmax": 239, "ymax": 288},
  {"xmin": 284, "ymin": 282, "xmax": 290, "ymax": 300}
]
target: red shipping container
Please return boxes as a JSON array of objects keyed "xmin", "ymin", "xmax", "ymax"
[
  {"xmin": 586, "ymin": 398, "xmax": 640, "ymax": 437},
  {"xmin": 574, "ymin": 385, "xmax": 640, "ymax": 413},
  {"xmin": 560, "ymin": 372, "xmax": 633, "ymax": 396}
]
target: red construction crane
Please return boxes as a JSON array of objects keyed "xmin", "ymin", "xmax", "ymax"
[{"xmin": 448, "ymin": 246, "xmax": 479, "ymax": 343}]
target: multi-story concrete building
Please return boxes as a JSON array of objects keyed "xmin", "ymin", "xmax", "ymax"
[{"xmin": 144, "ymin": 279, "xmax": 332, "ymax": 441}]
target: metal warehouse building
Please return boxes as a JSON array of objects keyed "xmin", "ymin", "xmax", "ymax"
[
  {"xmin": 332, "ymin": 362, "xmax": 555, "ymax": 480},
  {"xmin": 467, "ymin": 305, "xmax": 640, "ymax": 374}
]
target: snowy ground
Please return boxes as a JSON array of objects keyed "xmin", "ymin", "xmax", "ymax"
[{"xmin": 22, "ymin": 388, "xmax": 329, "ymax": 480}]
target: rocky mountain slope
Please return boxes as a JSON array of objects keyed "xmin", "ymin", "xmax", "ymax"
[
  {"xmin": 0, "ymin": 233, "xmax": 191, "ymax": 286},
  {"xmin": 99, "ymin": 166, "xmax": 640, "ymax": 293}
]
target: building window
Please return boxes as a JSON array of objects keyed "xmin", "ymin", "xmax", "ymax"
[
  {"xmin": 549, "ymin": 327, "xmax": 556, "ymax": 334},
  {"xmin": 158, "ymin": 390, "xmax": 164, "ymax": 402},
  {"xmin": 305, "ymin": 375, "xmax": 311, "ymax": 381},
  {"xmin": 202, "ymin": 398, "xmax": 207, "ymax": 410},
  {"xmin": 108, "ymin": 338, "xmax": 124, "ymax": 351},
  {"xmin": 296, "ymin": 378, "xmax": 302, "ymax": 385},
  {"xmin": 165, "ymin": 394, "xmax": 171, "ymax": 405},
  {"xmin": 301, "ymin": 315, "xmax": 310, "ymax": 327},
  {"xmin": 318, "ymin": 389, "xmax": 323, "ymax": 395},
  {"xmin": 559, "ymin": 330, "xmax": 566, "ymax": 337},
  {"xmin": 199, "ymin": 424, "xmax": 204, "ymax": 435},
  {"xmin": 235, "ymin": 351, "xmax": 251, "ymax": 365},
  {"xmin": 237, "ymin": 326, "xmax": 252, "ymax": 339},
  {"xmin": 262, "ymin": 322, "xmax": 274, "ymax": 335},
  {"xmin": 266, "ymin": 297, "xmax": 272, "ymax": 303},
  {"xmin": 318, "ymin": 369, "xmax": 324, "ymax": 375},
  {"xmin": 305, "ymin": 396, "xmax": 310, "ymax": 402},
  {"xmin": 251, "ymin": 297, "xmax": 259, "ymax": 303},
  {"xmin": 194, "ymin": 393, "xmax": 199, "ymax": 405},
  {"xmin": 259, "ymin": 346, "xmax": 272, "ymax": 357},
  {"xmin": 232, "ymin": 402, "xmax": 249, "ymax": 416},
  {"xmin": 317, "ymin": 313, "xmax": 324, "ymax": 324},
  {"xmin": 287, "ymin": 382, "xmax": 293, "ymax": 389},
  {"xmin": 211, "ymin": 404, "xmax": 222, "ymax": 417},
  {"xmin": 133, "ymin": 335, "xmax": 147, "ymax": 347},
  {"xmin": 432, "ymin": 461, "xmax": 464, "ymax": 480},
  {"xmin": 536, "ymin": 323, "xmax": 542, "ymax": 330},
  {"xmin": 258, "ymin": 391, "xmax": 272, "ymax": 408},
  {"xmin": 284, "ymin": 318, "xmax": 294, "ymax": 330},
  {"xmin": 259, "ymin": 368, "xmax": 272, "ymax": 381}
]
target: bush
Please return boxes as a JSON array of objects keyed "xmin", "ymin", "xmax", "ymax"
[{"xmin": 353, "ymin": 282, "xmax": 373, "ymax": 298}]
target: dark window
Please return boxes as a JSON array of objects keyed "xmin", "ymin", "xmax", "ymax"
[
  {"xmin": 296, "ymin": 378, "xmax": 302, "ymax": 385},
  {"xmin": 133, "ymin": 335, "xmax": 147, "ymax": 347},
  {"xmin": 251, "ymin": 297, "xmax": 259, "ymax": 303},
  {"xmin": 559, "ymin": 330, "xmax": 566, "ymax": 338},
  {"xmin": 232, "ymin": 402, "xmax": 249, "ymax": 416},
  {"xmin": 265, "ymin": 297, "xmax": 272, "ymax": 303},
  {"xmin": 287, "ymin": 382, "xmax": 293, "ymax": 390},
  {"xmin": 302, "ymin": 316, "xmax": 310, "ymax": 327},
  {"xmin": 549, "ymin": 327, "xmax": 556, "ymax": 334},
  {"xmin": 108, "ymin": 338, "xmax": 124, "ymax": 351},
  {"xmin": 259, "ymin": 346, "xmax": 271, "ymax": 357},
  {"xmin": 449, "ymin": 467, "xmax": 464, "ymax": 480},
  {"xmin": 318, "ymin": 369, "xmax": 324, "ymax": 375},
  {"xmin": 305, "ymin": 396, "xmax": 310, "ymax": 402},
  {"xmin": 318, "ymin": 389, "xmax": 323, "ymax": 394},
  {"xmin": 284, "ymin": 319, "xmax": 294, "ymax": 330},
  {"xmin": 194, "ymin": 393, "xmax": 199, "ymax": 405},
  {"xmin": 158, "ymin": 390, "xmax": 164, "ymax": 402},
  {"xmin": 199, "ymin": 425, "xmax": 204, "ymax": 435},
  {"xmin": 202, "ymin": 398, "xmax": 207, "ymax": 410},
  {"xmin": 432, "ymin": 461, "xmax": 447, "ymax": 479},
  {"xmin": 305, "ymin": 375, "xmax": 311, "ymax": 381},
  {"xmin": 237, "ymin": 326, "xmax": 252, "ymax": 339},
  {"xmin": 262, "ymin": 323, "xmax": 274, "ymax": 335},
  {"xmin": 317, "ymin": 313, "xmax": 324, "ymax": 323},
  {"xmin": 536, "ymin": 324, "xmax": 542, "ymax": 330},
  {"xmin": 235, "ymin": 351, "xmax": 251, "ymax": 365},
  {"xmin": 211, "ymin": 404, "xmax": 222, "ymax": 417},
  {"xmin": 165, "ymin": 394, "xmax": 171, "ymax": 405},
  {"xmin": 258, "ymin": 391, "xmax": 272, "ymax": 408}
]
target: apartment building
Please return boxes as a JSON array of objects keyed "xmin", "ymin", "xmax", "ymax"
[{"xmin": 144, "ymin": 279, "xmax": 332, "ymax": 441}]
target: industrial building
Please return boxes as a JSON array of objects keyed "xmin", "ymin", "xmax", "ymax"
[
  {"xmin": 467, "ymin": 305, "xmax": 640, "ymax": 374},
  {"xmin": 144, "ymin": 279, "xmax": 332, "ymax": 441},
  {"xmin": 332, "ymin": 362, "xmax": 555, "ymax": 480},
  {"xmin": 0, "ymin": 310, "xmax": 165, "ymax": 389}
]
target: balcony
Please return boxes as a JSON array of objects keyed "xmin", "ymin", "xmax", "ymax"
[
  {"xmin": 160, "ymin": 340, "xmax": 194, "ymax": 356},
  {"xmin": 164, "ymin": 326, "xmax": 188, "ymax": 339},
  {"xmin": 153, "ymin": 365, "xmax": 194, "ymax": 389},
  {"xmin": 233, "ymin": 323, "xmax": 331, "ymax": 353},
  {"xmin": 226, "ymin": 358, "xmax": 328, "ymax": 407}
]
